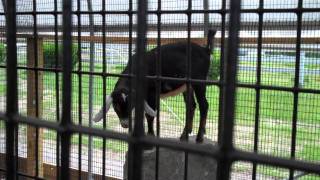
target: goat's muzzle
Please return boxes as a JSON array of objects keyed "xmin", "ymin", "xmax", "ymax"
[{"xmin": 120, "ymin": 118, "xmax": 129, "ymax": 128}]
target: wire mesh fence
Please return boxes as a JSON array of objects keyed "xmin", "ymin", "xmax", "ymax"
[{"xmin": 0, "ymin": 0, "xmax": 320, "ymax": 180}]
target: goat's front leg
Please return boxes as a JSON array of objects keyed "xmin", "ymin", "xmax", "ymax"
[
  {"xmin": 145, "ymin": 95, "xmax": 156, "ymax": 137},
  {"xmin": 180, "ymin": 90, "xmax": 196, "ymax": 141},
  {"xmin": 145, "ymin": 114, "xmax": 155, "ymax": 136},
  {"xmin": 193, "ymin": 85, "xmax": 208, "ymax": 143}
]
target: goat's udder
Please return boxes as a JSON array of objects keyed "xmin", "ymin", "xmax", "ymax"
[{"xmin": 160, "ymin": 84, "xmax": 187, "ymax": 99}]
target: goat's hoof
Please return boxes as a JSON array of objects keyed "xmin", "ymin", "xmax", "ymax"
[
  {"xmin": 180, "ymin": 134, "xmax": 188, "ymax": 141},
  {"xmin": 196, "ymin": 133, "xmax": 204, "ymax": 143},
  {"xmin": 196, "ymin": 136, "xmax": 204, "ymax": 143},
  {"xmin": 147, "ymin": 132, "xmax": 155, "ymax": 137}
]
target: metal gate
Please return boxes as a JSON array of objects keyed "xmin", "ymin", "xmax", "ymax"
[{"xmin": 1, "ymin": 0, "xmax": 320, "ymax": 179}]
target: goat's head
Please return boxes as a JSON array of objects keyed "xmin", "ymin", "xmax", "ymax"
[
  {"xmin": 111, "ymin": 90, "xmax": 131, "ymax": 128},
  {"xmin": 93, "ymin": 89, "xmax": 157, "ymax": 128}
]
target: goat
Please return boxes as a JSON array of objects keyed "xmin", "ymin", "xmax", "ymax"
[{"xmin": 94, "ymin": 30, "xmax": 216, "ymax": 143}]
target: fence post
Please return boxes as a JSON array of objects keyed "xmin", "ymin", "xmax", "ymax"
[
  {"xmin": 26, "ymin": 37, "xmax": 44, "ymax": 177},
  {"xmin": 203, "ymin": 0, "xmax": 209, "ymax": 36}
]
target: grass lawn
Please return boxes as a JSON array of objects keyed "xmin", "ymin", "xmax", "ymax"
[{"xmin": 0, "ymin": 57, "xmax": 320, "ymax": 179}]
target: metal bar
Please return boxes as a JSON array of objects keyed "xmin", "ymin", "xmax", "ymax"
[
  {"xmin": 236, "ymin": 83, "xmax": 320, "ymax": 94},
  {"xmin": 218, "ymin": 0, "xmax": 241, "ymax": 179},
  {"xmin": 76, "ymin": 0, "xmax": 83, "ymax": 179},
  {"xmin": 5, "ymin": 0, "xmax": 18, "ymax": 178},
  {"xmin": 155, "ymin": 0, "xmax": 162, "ymax": 179},
  {"xmin": 10, "ymin": 20, "xmax": 320, "ymax": 33},
  {"xmin": 217, "ymin": 0, "xmax": 227, "ymax": 151},
  {"xmin": 127, "ymin": 1, "xmax": 134, "ymax": 179},
  {"xmin": 13, "ymin": 115, "xmax": 64, "ymax": 132},
  {"xmin": 128, "ymin": 0, "xmax": 133, "ymax": 133},
  {"xmin": 252, "ymin": 0, "xmax": 264, "ymax": 179},
  {"xmin": 9, "ymin": 111, "xmax": 320, "ymax": 176},
  {"xmin": 60, "ymin": 0, "xmax": 73, "ymax": 179},
  {"xmin": 5, "ymin": 34, "xmax": 320, "ymax": 45},
  {"xmin": 53, "ymin": 0, "xmax": 61, "ymax": 178},
  {"xmin": 11, "ymin": 7, "xmax": 320, "ymax": 16},
  {"xmin": 289, "ymin": 0, "xmax": 304, "ymax": 179},
  {"xmin": 0, "ymin": 112, "xmax": 6, "ymax": 119},
  {"xmin": 184, "ymin": 0, "xmax": 192, "ymax": 179},
  {"xmin": 31, "ymin": 0, "xmax": 41, "ymax": 177},
  {"xmin": 3, "ymin": 65, "xmax": 320, "ymax": 93},
  {"xmin": 203, "ymin": 0, "xmax": 209, "ymax": 36},
  {"xmin": 87, "ymin": 0, "xmax": 95, "ymax": 178},
  {"xmin": 101, "ymin": 0, "xmax": 107, "ymax": 179},
  {"xmin": 232, "ymin": 151, "xmax": 320, "ymax": 175},
  {"xmin": 128, "ymin": 0, "xmax": 148, "ymax": 179}
]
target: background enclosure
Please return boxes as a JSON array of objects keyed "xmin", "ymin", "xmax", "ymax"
[{"xmin": 0, "ymin": 0, "xmax": 320, "ymax": 179}]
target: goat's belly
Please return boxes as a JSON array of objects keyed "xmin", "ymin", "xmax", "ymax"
[{"xmin": 160, "ymin": 84, "xmax": 186, "ymax": 99}]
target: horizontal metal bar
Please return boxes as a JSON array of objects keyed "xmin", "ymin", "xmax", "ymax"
[
  {"xmin": 10, "ymin": 20, "xmax": 320, "ymax": 33},
  {"xmin": 68, "ymin": 124, "xmax": 132, "ymax": 142},
  {"xmin": 237, "ymin": 83, "xmax": 320, "ymax": 94},
  {"xmin": 7, "ymin": 112, "xmax": 320, "ymax": 176},
  {"xmin": 232, "ymin": 150, "xmax": 320, "ymax": 175},
  {"xmin": 12, "ymin": 114, "xmax": 64, "ymax": 131},
  {"xmin": 16, "ymin": 171, "xmax": 45, "ymax": 180},
  {"xmin": 3, "ymin": 34, "xmax": 320, "ymax": 45},
  {"xmin": 0, "ymin": 65, "xmax": 133, "ymax": 78},
  {"xmin": 146, "ymin": 75, "xmax": 222, "ymax": 86},
  {"xmin": 11, "ymin": 114, "xmax": 132, "ymax": 142},
  {"xmin": 13, "ymin": 7, "xmax": 320, "ymax": 16},
  {"xmin": 0, "ymin": 112, "xmax": 6, "ymax": 120}
]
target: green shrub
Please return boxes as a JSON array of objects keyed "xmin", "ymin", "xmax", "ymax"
[
  {"xmin": 43, "ymin": 43, "xmax": 78, "ymax": 68},
  {"xmin": 306, "ymin": 52, "xmax": 320, "ymax": 58},
  {"xmin": 0, "ymin": 43, "xmax": 6, "ymax": 64},
  {"xmin": 207, "ymin": 49, "xmax": 221, "ymax": 80}
]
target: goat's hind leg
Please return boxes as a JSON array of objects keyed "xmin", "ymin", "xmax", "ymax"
[
  {"xmin": 193, "ymin": 85, "xmax": 208, "ymax": 143},
  {"xmin": 180, "ymin": 90, "xmax": 196, "ymax": 141}
]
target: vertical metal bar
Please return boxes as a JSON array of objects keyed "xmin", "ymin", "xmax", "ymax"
[
  {"xmin": 184, "ymin": 1, "xmax": 192, "ymax": 180},
  {"xmin": 60, "ymin": 0, "xmax": 73, "ymax": 179},
  {"xmin": 32, "ymin": 0, "xmax": 40, "ymax": 177},
  {"xmin": 54, "ymin": 0, "xmax": 60, "ymax": 178},
  {"xmin": 155, "ymin": 0, "xmax": 162, "ymax": 179},
  {"xmin": 217, "ymin": 0, "xmax": 227, "ymax": 147},
  {"xmin": 128, "ymin": 0, "xmax": 148, "ymax": 179},
  {"xmin": 203, "ymin": 0, "xmax": 209, "ymax": 36},
  {"xmin": 128, "ymin": 0, "xmax": 133, "ymax": 133},
  {"xmin": 218, "ymin": 0, "xmax": 241, "ymax": 179},
  {"xmin": 289, "ymin": 0, "xmax": 303, "ymax": 179},
  {"xmin": 76, "ymin": 0, "xmax": 82, "ymax": 179},
  {"xmin": 102, "ymin": 0, "xmax": 107, "ymax": 179},
  {"xmin": 252, "ymin": 0, "xmax": 264, "ymax": 179},
  {"xmin": 127, "ymin": 0, "xmax": 134, "ymax": 179},
  {"xmin": 216, "ymin": 0, "xmax": 226, "ymax": 177},
  {"xmin": 5, "ymin": 0, "xmax": 18, "ymax": 179},
  {"xmin": 87, "ymin": 0, "xmax": 95, "ymax": 178}
]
